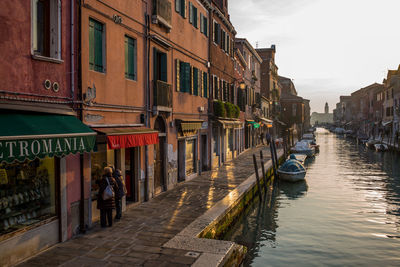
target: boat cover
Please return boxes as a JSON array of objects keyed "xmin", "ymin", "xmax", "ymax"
[{"xmin": 279, "ymin": 159, "xmax": 306, "ymax": 173}]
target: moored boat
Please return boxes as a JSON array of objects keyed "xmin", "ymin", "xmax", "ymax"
[
  {"xmin": 277, "ymin": 158, "xmax": 307, "ymax": 182},
  {"xmin": 290, "ymin": 140, "xmax": 316, "ymax": 157},
  {"xmin": 374, "ymin": 143, "xmax": 388, "ymax": 152}
]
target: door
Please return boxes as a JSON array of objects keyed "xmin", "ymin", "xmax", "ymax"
[
  {"xmin": 154, "ymin": 136, "xmax": 166, "ymax": 194},
  {"xmin": 201, "ymin": 135, "xmax": 207, "ymax": 171},
  {"xmin": 125, "ymin": 148, "xmax": 137, "ymax": 202},
  {"xmin": 178, "ymin": 140, "xmax": 185, "ymax": 182}
]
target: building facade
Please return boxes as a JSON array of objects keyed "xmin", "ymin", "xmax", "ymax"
[{"xmin": 0, "ymin": 1, "xmax": 96, "ymax": 265}]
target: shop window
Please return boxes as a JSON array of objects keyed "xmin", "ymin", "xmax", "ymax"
[
  {"xmin": 89, "ymin": 18, "xmax": 105, "ymax": 72},
  {"xmin": 32, "ymin": 0, "xmax": 61, "ymax": 59},
  {"xmin": 0, "ymin": 157, "xmax": 56, "ymax": 235},
  {"xmin": 91, "ymin": 150, "xmax": 114, "ymax": 200},
  {"xmin": 125, "ymin": 36, "xmax": 137, "ymax": 80}
]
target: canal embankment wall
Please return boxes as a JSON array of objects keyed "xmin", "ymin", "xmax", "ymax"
[{"xmin": 164, "ymin": 150, "xmax": 285, "ymax": 267}]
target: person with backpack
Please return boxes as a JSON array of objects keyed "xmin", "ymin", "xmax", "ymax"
[
  {"xmin": 113, "ymin": 169, "xmax": 127, "ymax": 221},
  {"xmin": 97, "ymin": 167, "xmax": 118, "ymax": 228}
]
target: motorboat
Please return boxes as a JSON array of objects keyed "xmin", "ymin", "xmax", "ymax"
[
  {"xmin": 365, "ymin": 139, "xmax": 379, "ymax": 149},
  {"xmin": 277, "ymin": 157, "xmax": 307, "ymax": 182},
  {"xmin": 300, "ymin": 139, "xmax": 320, "ymax": 153},
  {"xmin": 290, "ymin": 140, "xmax": 315, "ymax": 157},
  {"xmin": 374, "ymin": 143, "xmax": 388, "ymax": 152},
  {"xmin": 333, "ymin": 128, "xmax": 345, "ymax": 134},
  {"xmin": 288, "ymin": 153, "xmax": 307, "ymax": 164},
  {"xmin": 302, "ymin": 133, "xmax": 316, "ymax": 141}
]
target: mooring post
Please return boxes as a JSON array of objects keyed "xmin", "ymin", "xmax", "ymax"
[
  {"xmin": 269, "ymin": 140, "xmax": 278, "ymax": 181},
  {"xmin": 252, "ymin": 154, "xmax": 263, "ymax": 200},
  {"xmin": 260, "ymin": 150, "xmax": 267, "ymax": 191},
  {"xmin": 272, "ymin": 139, "xmax": 279, "ymax": 171}
]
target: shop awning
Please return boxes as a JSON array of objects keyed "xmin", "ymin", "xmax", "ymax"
[
  {"xmin": 217, "ymin": 119, "xmax": 243, "ymax": 129},
  {"xmin": 247, "ymin": 121, "xmax": 260, "ymax": 129},
  {"xmin": 176, "ymin": 119, "xmax": 204, "ymax": 136},
  {"xmin": 382, "ymin": 121, "xmax": 393, "ymax": 127},
  {"xmin": 0, "ymin": 112, "xmax": 96, "ymax": 164},
  {"xmin": 92, "ymin": 127, "xmax": 159, "ymax": 149},
  {"xmin": 258, "ymin": 117, "xmax": 273, "ymax": 127}
]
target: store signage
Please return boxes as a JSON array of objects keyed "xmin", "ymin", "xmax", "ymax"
[{"xmin": 0, "ymin": 135, "xmax": 96, "ymax": 164}]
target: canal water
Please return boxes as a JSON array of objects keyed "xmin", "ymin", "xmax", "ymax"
[{"xmin": 224, "ymin": 128, "xmax": 400, "ymax": 266}]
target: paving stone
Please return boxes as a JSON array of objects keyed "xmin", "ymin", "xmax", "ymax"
[{"xmin": 16, "ymin": 146, "xmax": 274, "ymax": 267}]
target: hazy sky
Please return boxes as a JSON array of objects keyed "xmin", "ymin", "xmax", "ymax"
[{"xmin": 229, "ymin": 0, "xmax": 400, "ymax": 113}]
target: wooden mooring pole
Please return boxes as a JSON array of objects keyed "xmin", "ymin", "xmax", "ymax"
[
  {"xmin": 260, "ymin": 150, "xmax": 267, "ymax": 191},
  {"xmin": 252, "ymin": 154, "xmax": 263, "ymax": 200}
]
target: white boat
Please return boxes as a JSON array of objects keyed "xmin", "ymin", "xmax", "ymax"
[
  {"xmin": 278, "ymin": 158, "xmax": 307, "ymax": 182},
  {"xmin": 374, "ymin": 143, "xmax": 388, "ymax": 152},
  {"xmin": 290, "ymin": 141, "xmax": 315, "ymax": 157}
]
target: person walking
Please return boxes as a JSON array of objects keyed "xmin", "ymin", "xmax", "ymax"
[
  {"xmin": 266, "ymin": 132, "xmax": 271, "ymax": 146},
  {"xmin": 113, "ymin": 169, "xmax": 126, "ymax": 221},
  {"xmin": 97, "ymin": 167, "xmax": 118, "ymax": 228}
]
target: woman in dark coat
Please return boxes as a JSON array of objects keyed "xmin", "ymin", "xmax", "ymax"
[
  {"xmin": 113, "ymin": 169, "xmax": 126, "ymax": 220},
  {"xmin": 97, "ymin": 167, "xmax": 118, "ymax": 227}
]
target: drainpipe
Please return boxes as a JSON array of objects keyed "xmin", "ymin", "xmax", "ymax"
[
  {"xmin": 144, "ymin": 10, "xmax": 150, "ymax": 202},
  {"xmin": 76, "ymin": 0, "xmax": 86, "ymax": 233}
]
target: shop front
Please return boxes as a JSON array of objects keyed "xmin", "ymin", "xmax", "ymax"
[
  {"xmin": 0, "ymin": 111, "xmax": 96, "ymax": 266},
  {"xmin": 176, "ymin": 120, "xmax": 203, "ymax": 181},
  {"xmin": 216, "ymin": 119, "xmax": 242, "ymax": 161},
  {"xmin": 90, "ymin": 127, "xmax": 158, "ymax": 221}
]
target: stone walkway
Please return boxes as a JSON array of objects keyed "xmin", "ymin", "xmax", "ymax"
[{"xmin": 18, "ymin": 146, "xmax": 276, "ymax": 267}]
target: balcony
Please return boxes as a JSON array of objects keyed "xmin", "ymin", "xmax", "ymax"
[
  {"xmin": 153, "ymin": 80, "xmax": 172, "ymax": 114},
  {"xmin": 152, "ymin": 0, "xmax": 172, "ymax": 31}
]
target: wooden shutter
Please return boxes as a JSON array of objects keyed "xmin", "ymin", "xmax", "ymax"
[
  {"xmin": 185, "ymin": 62, "xmax": 190, "ymax": 92},
  {"xmin": 193, "ymin": 68, "xmax": 198, "ymax": 96},
  {"xmin": 160, "ymin": 52, "xmax": 167, "ymax": 82},
  {"xmin": 89, "ymin": 19, "xmax": 94, "ymax": 70},
  {"xmin": 176, "ymin": 59, "xmax": 180, "ymax": 91},
  {"xmin": 93, "ymin": 20, "xmax": 103, "ymax": 72},
  {"xmin": 200, "ymin": 70, "xmax": 203, "ymax": 97},
  {"xmin": 194, "ymin": 7, "xmax": 198, "ymax": 28},
  {"xmin": 200, "ymin": 13, "xmax": 204, "ymax": 33},
  {"xmin": 183, "ymin": 0, "xmax": 187, "ymax": 18},
  {"xmin": 190, "ymin": 66, "xmax": 194, "ymax": 94},
  {"xmin": 189, "ymin": 2, "xmax": 193, "ymax": 24},
  {"xmin": 153, "ymin": 47, "xmax": 158, "ymax": 81},
  {"xmin": 204, "ymin": 17, "xmax": 208, "ymax": 37},
  {"xmin": 175, "ymin": 0, "xmax": 180, "ymax": 13}
]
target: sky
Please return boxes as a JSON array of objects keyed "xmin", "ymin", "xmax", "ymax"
[{"xmin": 229, "ymin": 0, "xmax": 400, "ymax": 113}]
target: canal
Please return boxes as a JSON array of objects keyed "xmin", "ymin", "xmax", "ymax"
[{"xmin": 224, "ymin": 128, "xmax": 400, "ymax": 266}]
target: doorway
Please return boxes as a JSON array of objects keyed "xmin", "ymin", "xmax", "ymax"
[
  {"xmin": 201, "ymin": 134, "xmax": 207, "ymax": 172},
  {"xmin": 125, "ymin": 148, "xmax": 138, "ymax": 202},
  {"xmin": 178, "ymin": 140, "xmax": 185, "ymax": 182},
  {"xmin": 154, "ymin": 116, "xmax": 166, "ymax": 194}
]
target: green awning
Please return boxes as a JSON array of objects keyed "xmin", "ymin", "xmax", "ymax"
[{"xmin": 0, "ymin": 112, "xmax": 96, "ymax": 164}]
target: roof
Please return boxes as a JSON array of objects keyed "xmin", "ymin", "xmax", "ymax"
[{"xmin": 235, "ymin": 38, "xmax": 263, "ymax": 63}]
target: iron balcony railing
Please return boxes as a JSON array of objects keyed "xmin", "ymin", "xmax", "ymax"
[{"xmin": 153, "ymin": 80, "xmax": 172, "ymax": 108}]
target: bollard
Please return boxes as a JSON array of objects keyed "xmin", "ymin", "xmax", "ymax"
[
  {"xmin": 252, "ymin": 154, "xmax": 263, "ymax": 200},
  {"xmin": 260, "ymin": 150, "xmax": 267, "ymax": 191}
]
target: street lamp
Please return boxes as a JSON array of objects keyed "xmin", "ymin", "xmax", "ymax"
[{"xmin": 239, "ymin": 82, "xmax": 246, "ymax": 90}]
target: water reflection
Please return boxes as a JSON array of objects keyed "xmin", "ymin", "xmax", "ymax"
[
  {"xmin": 279, "ymin": 180, "xmax": 308, "ymax": 200},
  {"xmin": 224, "ymin": 128, "xmax": 400, "ymax": 266}
]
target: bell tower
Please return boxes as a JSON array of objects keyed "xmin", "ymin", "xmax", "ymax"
[{"xmin": 325, "ymin": 102, "xmax": 329, "ymax": 114}]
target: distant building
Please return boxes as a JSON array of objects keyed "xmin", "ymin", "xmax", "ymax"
[{"xmin": 311, "ymin": 102, "xmax": 334, "ymax": 125}]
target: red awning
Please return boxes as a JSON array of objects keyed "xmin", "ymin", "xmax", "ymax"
[{"xmin": 93, "ymin": 127, "xmax": 159, "ymax": 149}]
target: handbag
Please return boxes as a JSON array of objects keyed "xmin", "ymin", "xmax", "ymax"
[{"xmin": 102, "ymin": 177, "xmax": 115, "ymax": 201}]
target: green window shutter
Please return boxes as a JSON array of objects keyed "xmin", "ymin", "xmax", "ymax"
[
  {"xmin": 189, "ymin": 2, "xmax": 193, "ymax": 24},
  {"xmin": 203, "ymin": 72, "xmax": 208, "ymax": 98},
  {"xmin": 180, "ymin": 61, "xmax": 185, "ymax": 92},
  {"xmin": 194, "ymin": 7, "xmax": 198, "ymax": 28},
  {"xmin": 183, "ymin": 62, "xmax": 190, "ymax": 93},
  {"xmin": 175, "ymin": 0, "xmax": 180, "ymax": 13},
  {"xmin": 200, "ymin": 70, "xmax": 203, "ymax": 97},
  {"xmin": 125, "ymin": 36, "xmax": 136, "ymax": 80},
  {"xmin": 153, "ymin": 47, "xmax": 158, "ymax": 81},
  {"xmin": 204, "ymin": 17, "xmax": 208, "ymax": 37},
  {"xmin": 190, "ymin": 66, "xmax": 193, "ymax": 94},
  {"xmin": 160, "ymin": 52, "xmax": 167, "ymax": 82},
  {"xmin": 176, "ymin": 59, "xmax": 180, "ymax": 91},
  {"xmin": 200, "ymin": 13, "xmax": 203, "ymax": 33},
  {"xmin": 193, "ymin": 68, "xmax": 198, "ymax": 96},
  {"xmin": 89, "ymin": 20, "xmax": 94, "ymax": 70},
  {"xmin": 93, "ymin": 21, "xmax": 103, "ymax": 72}
]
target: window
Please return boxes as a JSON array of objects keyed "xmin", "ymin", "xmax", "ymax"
[
  {"xmin": 176, "ymin": 60, "xmax": 190, "ymax": 93},
  {"xmin": 203, "ymin": 72, "xmax": 208, "ymax": 98},
  {"xmin": 213, "ymin": 21, "xmax": 220, "ymax": 44},
  {"xmin": 32, "ymin": 0, "xmax": 61, "ymax": 59},
  {"xmin": 125, "ymin": 36, "xmax": 136, "ymax": 80},
  {"xmin": 200, "ymin": 13, "xmax": 208, "ymax": 36},
  {"xmin": 153, "ymin": 48, "xmax": 167, "ymax": 82},
  {"xmin": 193, "ymin": 67, "xmax": 199, "ymax": 96},
  {"xmin": 175, "ymin": 0, "xmax": 186, "ymax": 18},
  {"xmin": 189, "ymin": 2, "xmax": 198, "ymax": 28},
  {"xmin": 293, "ymin": 103, "xmax": 297, "ymax": 116},
  {"xmin": 213, "ymin": 76, "xmax": 219, "ymax": 99},
  {"xmin": 89, "ymin": 18, "xmax": 105, "ymax": 72}
]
